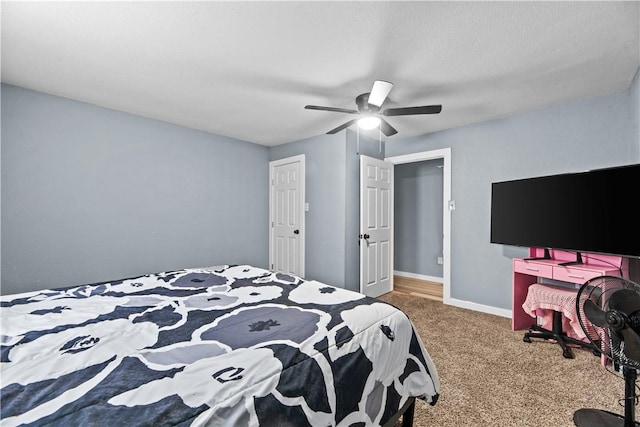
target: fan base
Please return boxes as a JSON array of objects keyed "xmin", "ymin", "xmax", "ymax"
[{"xmin": 574, "ymin": 408, "xmax": 640, "ymax": 427}]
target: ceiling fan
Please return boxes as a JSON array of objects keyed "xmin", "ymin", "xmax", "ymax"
[{"xmin": 305, "ymin": 80, "xmax": 442, "ymax": 137}]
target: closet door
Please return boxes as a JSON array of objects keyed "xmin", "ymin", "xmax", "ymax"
[{"xmin": 269, "ymin": 155, "xmax": 305, "ymax": 277}]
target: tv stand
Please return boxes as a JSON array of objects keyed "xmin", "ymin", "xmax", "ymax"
[
  {"xmin": 524, "ymin": 248, "xmax": 552, "ymax": 261},
  {"xmin": 558, "ymin": 251, "xmax": 584, "ymax": 267}
]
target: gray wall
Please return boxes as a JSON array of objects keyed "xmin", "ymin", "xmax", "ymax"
[
  {"xmin": 386, "ymin": 67, "xmax": 640, "ymax": 311},
  {"xmin": 269, "ymin": 130, "xmax": 382, "ymax": 292},
  {"xmin": 3, "ymin": 65, "xmax": 639, "ymax": 310},
  {"xmin": 634, "ymin": 66, "xmax": 640, "ymax": 144},
  {"xmin": 394, "ymin": 160, "xmax": 444, "ymax": 278},
  {"xmin": 1, "ymin": 84, "xmax": 270, "ymax": 295},
  {"xmin": 269, "ymin": 133, "xmax": 347, "ymax": 288}
]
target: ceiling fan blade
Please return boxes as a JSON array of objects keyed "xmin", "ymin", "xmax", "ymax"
[
  {"xmin": 584, "ymin": 299, "xmax": 607, "ymax": 327},
  {"xmin": 379, "ymin": 118, "xmax": 398, "ymax": 137},
  {"xmin": 383, "ymin": 105, "xmax": 443, "ymax": 116},
  {"xmin": 367, "ymin": 80, "xmax": 394, "ymax": 108},
  {"xmin": 305, "ymin": 105, "xmax": 359, "ymax": 114},
  {"xmin": 327, "ymin": 119, "xmax": 358, "ymax": 134}
]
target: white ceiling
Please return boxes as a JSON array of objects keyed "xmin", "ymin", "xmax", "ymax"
[{"xmin": 2, "ymin": 1, "xmax": 639, "ymax": 147}]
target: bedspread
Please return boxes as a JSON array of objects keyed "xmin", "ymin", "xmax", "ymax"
[{"xmin": 0, "ymin": 265, "xmax": 439, "ymax": 426}]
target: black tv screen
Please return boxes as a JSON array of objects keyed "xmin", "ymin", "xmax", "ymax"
[{"xmin": 490, "ymin": 163, "xmax": 640, "ymax": 258}]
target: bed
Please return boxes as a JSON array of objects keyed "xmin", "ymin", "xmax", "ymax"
[{"xmin": 0, "ymin": 264, "xmax": 440, "ymax": 426}]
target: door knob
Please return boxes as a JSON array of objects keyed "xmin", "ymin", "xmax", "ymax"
[
  {"xmin": 293, "ymin": 229, "xmax": 300, "ymax": 235},
  {"xmin": 360, "ymin": 234, "xmax": 370, "ymax": 239}
]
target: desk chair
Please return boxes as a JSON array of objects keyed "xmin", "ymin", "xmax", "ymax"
[{"xmin": 522, "ymin": 283, "xmax": 599, "ymax": 359}]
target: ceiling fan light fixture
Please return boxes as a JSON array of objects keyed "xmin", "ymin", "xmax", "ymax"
[
  {"xmin": 358, "ymin": 116, "xmax": 381, "ymax": 130},
  {"xmin": 305, "ymin": 80, "xmax": 441, "ymax": 137}
]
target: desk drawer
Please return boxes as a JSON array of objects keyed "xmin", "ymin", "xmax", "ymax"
[
  {"xmin": 553, "ymin": 266, "xmax": 602, "ymax": 284},
  {"xmin": 513, "ymin": 259, "xmax": 553, "ymax": 277}
]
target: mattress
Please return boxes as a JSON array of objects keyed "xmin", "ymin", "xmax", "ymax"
[{"xmin": 0, "ymin": 264, "xmax": 439, "ymax": 426}]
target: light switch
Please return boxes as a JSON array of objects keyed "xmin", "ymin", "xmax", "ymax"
[{"xmin": 304, "ymin": 202, "xmax": 309, "ymax": 212}]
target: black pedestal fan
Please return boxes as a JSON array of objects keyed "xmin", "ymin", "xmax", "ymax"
[{"xmin": 575, "ymin": 275, "xmax": 640, "ymax": 427}]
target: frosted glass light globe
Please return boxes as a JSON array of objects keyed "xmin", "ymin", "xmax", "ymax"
[{"xmin": 358, "ymin": 116, "xmax": 381, "ymax": 130}]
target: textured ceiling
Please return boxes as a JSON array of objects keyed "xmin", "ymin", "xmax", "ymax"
[{"xmin": 2, "ymin": 1, "xmax": 639, "ymax": 147}]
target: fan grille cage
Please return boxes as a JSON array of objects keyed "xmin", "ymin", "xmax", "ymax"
[{"xmin": 576, "ymin": 275, "xmax": 640, "ymax": 370}]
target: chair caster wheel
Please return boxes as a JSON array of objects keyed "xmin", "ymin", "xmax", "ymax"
[
  {"xmin": 523, "ymin": 335, "xmax": 531, "ymax": 343},
  {"xmin": 592, "ymin": 349, "xmax": 601, "ymax": 357},
  {"xmin": 562, "ymin": 349, "xmax": 573, "ymax": 359}
]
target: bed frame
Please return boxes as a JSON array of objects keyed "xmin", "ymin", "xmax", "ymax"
[{"xmin": 383, "ymin": 398, "xmax": 415, "ymax": 427}]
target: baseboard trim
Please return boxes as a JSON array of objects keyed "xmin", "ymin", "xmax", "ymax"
[
  {"xmin": 448, "ymin": 297, "xmax": 512, "ymax": 319},
  {"xmin": 393, "ymin": 271, "xmax": 511, "ymax": 319},
  {"xmin": 394, "ymin": 270, "xmax": 443, "ymax": 284}
]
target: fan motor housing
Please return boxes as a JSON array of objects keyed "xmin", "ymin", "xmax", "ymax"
[
  {"xmin": 606, "ymin": 310, "xmax": 625, "ymax": 329},
  {"xmin": 356, "ymin": 93, "xmax": 381, "ymax": 113}
]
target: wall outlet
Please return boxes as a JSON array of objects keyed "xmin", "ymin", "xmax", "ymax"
[{"xmin": 437, "ymin": 256, "xmax": 444, "ymax": 265}]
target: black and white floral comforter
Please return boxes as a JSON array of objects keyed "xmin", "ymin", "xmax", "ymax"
[{"xmin": 0, "ymin": 265, "xmax": 439, "ymax": 426}]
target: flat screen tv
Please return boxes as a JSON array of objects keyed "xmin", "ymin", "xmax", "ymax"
[{"xmin": 490, "ymin": 163, "xmax": 640, "ymax": 259}]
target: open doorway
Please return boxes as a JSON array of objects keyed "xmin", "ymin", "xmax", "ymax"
[
  {"xmin": 394, "ymin": 159, "xmax": 444, "ymax": 301},
  {"xmin": 385, "ymin": 148, "xmax": 452, "ymax": 304}
]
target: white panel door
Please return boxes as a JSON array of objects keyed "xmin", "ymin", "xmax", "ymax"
[
  {"xmin": 269, "ymin": 155, "xmax": 305, "ymax": 277},
  {"xmin": 360, "ymin": 155, "xmax": 393, "ymax": 297}
]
